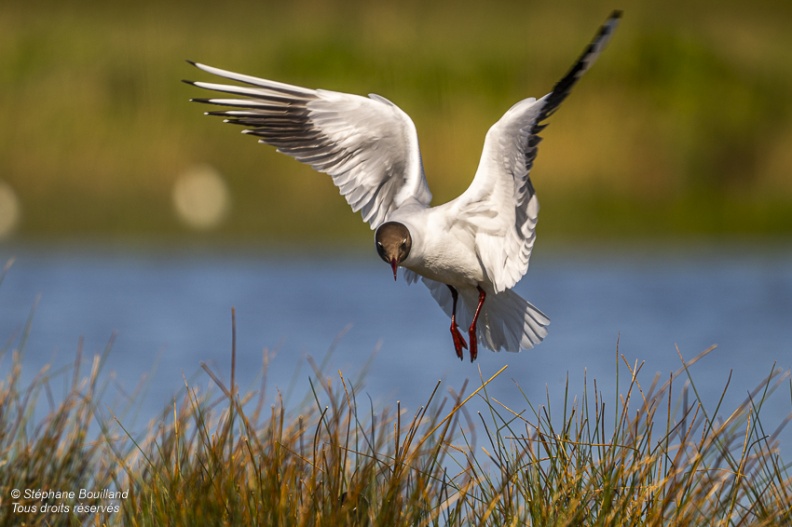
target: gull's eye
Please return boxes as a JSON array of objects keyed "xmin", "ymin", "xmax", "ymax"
[
  {"xmin": 376, "ymin": 241, "xmax": 387, "ymax": 261},
  {"xmin": 399, "ymin": 239, "xmax": 410, "ymax": 257}
]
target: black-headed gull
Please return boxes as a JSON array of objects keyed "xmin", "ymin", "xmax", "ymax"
[{"xmin": 186, "ymin": 11, "xmax": 621, "ymax": 362}]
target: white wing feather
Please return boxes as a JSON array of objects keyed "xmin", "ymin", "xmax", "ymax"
[
  {"xmin": 186, "ymin": 62, "xmax": 432, "ymax": 228},
  {"xmin": 449, "ymin": 11, "xmax": 621, "ymax": 293},
  {"xmin": 453, "ymin": 97, "xmax": 544, "ymax": 293}
]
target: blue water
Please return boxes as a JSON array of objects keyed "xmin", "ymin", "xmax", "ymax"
[{"xmin": 2, "ymin": 242, "xmax": 791, "ymax": 456}]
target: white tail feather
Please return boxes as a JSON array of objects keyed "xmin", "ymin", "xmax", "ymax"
[{"xmin": 421, "ymin": 277, "xmax": 549, "ymax": 353}]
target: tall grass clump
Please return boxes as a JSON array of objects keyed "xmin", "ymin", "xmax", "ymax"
[
  {"xmin": 103, "ymin": 338, "xmax": 792, "ymax": 525},
  {"xmin": 1, "ymin": 272, "xmax": 124, "ymax": 524},
  {"xmin": 1, "ymin": 276, "xmax": 791, "ymax": 525},
  {"xmin": 462, "ymin": 348, "xmax": 792, "ymax": 525},
  {"xmin": 115, "ymin": 312, "xmax": 487, "ymax": 526}
]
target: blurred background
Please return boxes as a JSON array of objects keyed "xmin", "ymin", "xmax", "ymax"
[
  {"xmin": 1, "ymin": 0, "xmax": 791, "ymax": 448},
  {"xmin": 2, "ymin": 0, "xmax": 791, "ymax": 243}
]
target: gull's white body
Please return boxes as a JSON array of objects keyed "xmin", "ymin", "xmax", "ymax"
[{"xmin": 187, "ymin": 11, "xmax": 620, "ymax": 356}]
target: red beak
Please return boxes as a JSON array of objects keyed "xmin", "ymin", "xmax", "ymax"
[{"xmin": 390, "ymin": 258, "xmax": 398, "ymax": 281}]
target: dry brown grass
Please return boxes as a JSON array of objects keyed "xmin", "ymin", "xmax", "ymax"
[{"xmin": 2, "ymin": 293, "xmax": 790, "ymax": 525}]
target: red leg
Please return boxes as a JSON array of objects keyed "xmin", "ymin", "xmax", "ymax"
[
  {"xmin": 467, "ymin": 286, "xmax": 486, "ymax": 362},
  {"xmin": 447, "ymin": 285, "xmax": 467, "ymax": 360}
]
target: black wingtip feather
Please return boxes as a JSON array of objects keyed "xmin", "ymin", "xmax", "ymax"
[{"xmin": 530, "ymin": 10, "xmax": 621, "ymax": 134}]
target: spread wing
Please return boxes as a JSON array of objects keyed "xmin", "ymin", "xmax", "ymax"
[
  {"xmin": 185, "ymin": 62, "xmax": 432, "ymax": 228},
  {"xmin": 450, "ymin": 11, "xmax": 621, "ymax": 293}
]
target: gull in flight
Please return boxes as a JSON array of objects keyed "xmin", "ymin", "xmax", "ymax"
[{"xmin": 186, "ymin": 11, "xmax": 621, "ymax": 362}]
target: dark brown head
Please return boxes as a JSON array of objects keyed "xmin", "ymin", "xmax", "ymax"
[{"xmin": 375, "ymin": 221, "xmax": 412, "ymax": 280}]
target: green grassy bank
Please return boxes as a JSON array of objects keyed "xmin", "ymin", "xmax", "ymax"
[{"xmin": 1, "ymin": 0, "xmax": 792, "ymax": 243}]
